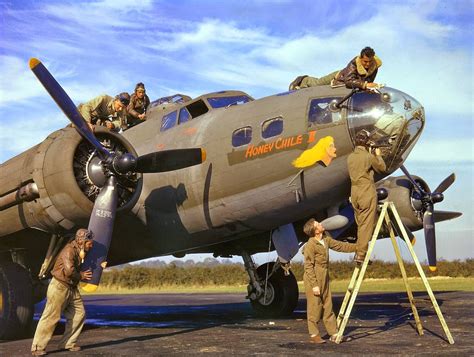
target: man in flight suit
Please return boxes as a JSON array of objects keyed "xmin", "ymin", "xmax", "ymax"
[
  {"xmin": 127, "ymin": 82, "xmax": 150, "ymax": 128},
  {"xmin": 303, "ymin": 218, "xmax": 356, "ymax": 343},
  {"xmin": 77, "ymin": 92, "xmax": 130, "ymax": 131},
  {"xmin": 347, "ymin": 129, "xmax": 386, "ymax": 263},
  {"xmin": 31, "ymin": 229, "xmax": 93, "ymax": 356}
]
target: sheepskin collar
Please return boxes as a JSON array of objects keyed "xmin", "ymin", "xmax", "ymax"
[{"xmin": 355, "ymin": 55, "xmax": 382, "ymax": 77}]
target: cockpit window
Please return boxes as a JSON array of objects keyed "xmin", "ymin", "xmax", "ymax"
[
  {"xmin": 160, "ymin": 110, "xmax": 177, "ymax": 131},
  {"xmin": 262, "ymin": 117, "xmax": 283, "ymax": 139},
  {"xmin": 232, "ymin": 126, "xmax": 252, "ymax": 147},
  {"xmin": 347, "ymin": 88, "xmax": 425, "ymax": 172},
  {"xmin": 186, "ymin": 99, "xmax": 209, "ymax": 119},
  {"xmin": 150, "ymin": 94, "xmax": 192, "ymax": 108},
  {"xmin": 208, "ymin": 95, "xmax": 251, "ymax": 109},
  {"xmin": 308, "ymin": 97, "xmax": 342, "ymax": 127},
  {"xmin": 178, "ymin": 107, "xmax": 191, "ymax": 124}
]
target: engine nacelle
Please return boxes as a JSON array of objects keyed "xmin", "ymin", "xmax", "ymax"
[
  {"xmin": 0, "ymin": 127, "xmax": 141, "ymax": 236},
  {"xmin": 376, "ymin": 175, "xmax": 430, "ymax": 232}
]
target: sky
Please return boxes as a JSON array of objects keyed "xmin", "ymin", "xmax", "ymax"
[{"xmin": 0, "ymin": 0, "xmax": 472, "ymax": 264}]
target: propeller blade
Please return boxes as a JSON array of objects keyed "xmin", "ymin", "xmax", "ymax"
[
  {"xmin": 29, "ymin": 58, "xmax": 110, "ymax": 159},
  {"xmin": 433, "ymin": 173, "xmax": 456, "ymax": 194},
  {"xmin": 434, "ymin": 210, "xmax": 463, "ymax": 222},
  {"xmin": 423, "ymin": 205, "xmax": 437, "ymax": 271},
  {"xmin": 400, "ymin": 165, "xmax": 425, "ymax": 195},
  {"xmin": 80, "ymin": 176, "xmax": 118, "ymax": 292},
  {"xmin": 136, "ymin": 148, "xmax": 206, "ymax": 173}
]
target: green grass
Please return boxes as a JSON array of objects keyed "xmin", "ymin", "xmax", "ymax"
[
  {"xmin": 83, "ymin": 277, "xmax": 474, "ymax": 295},
  {"xmin": 308, "ymin": 277, "xmax": 474, "ymax": 293}
]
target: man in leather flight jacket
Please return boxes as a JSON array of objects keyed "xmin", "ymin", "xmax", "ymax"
[{"xmin": 31, "ymin": 229, "xmax": 93, "ymax": 356}]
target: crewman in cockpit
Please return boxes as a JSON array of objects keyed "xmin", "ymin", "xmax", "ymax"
[
  {"xmin": 347, "ymin": 129, "xmax": 386, "ymax": 264},
  {"xmin": 77, "ymin": 92, "xmax": 130, "ymax": 131},
  {"xmin": 289, "ymin": 47, "xmax": 382, "ymax": 91},
  {"xmin": 127, "ymin": 82, "xmax": 150, "ymax": 128}
]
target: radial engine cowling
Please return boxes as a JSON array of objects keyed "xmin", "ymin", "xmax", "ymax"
[
  {"xmin": 0, "ymin": 127, "xmax": 141, "ymax": 236},
  {"xmin": 376, "ymin": 175, "xmax": 430, "ymax": 232}
]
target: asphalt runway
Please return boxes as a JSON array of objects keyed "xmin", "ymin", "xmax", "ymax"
[{"xmin": 1, "ymin": 291, "xmax": 473, "ymax": 356}]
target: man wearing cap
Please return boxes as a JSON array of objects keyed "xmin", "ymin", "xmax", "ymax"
[
  {"xmin": 347, "ymin": 130, "xmax": 386, "ymax": 264},
  {"xmin": 303, "ymin": 218, "xmax": 356, "ymax": 343},
  {"xmin": 31, "ymin": 229, "xmax": 94, "ymax": 356},
  {"xmin": 127, "ymin": 82, "xmax": 150, "ymax": 128},
  {"xmin": 77, "ymin": 92, "xmax": 130, "ymax": 131}
]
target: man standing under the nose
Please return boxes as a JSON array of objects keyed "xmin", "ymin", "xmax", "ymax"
[{"xmin": 31, "ymin": 229, "xmax": 94, "ymax": 356}]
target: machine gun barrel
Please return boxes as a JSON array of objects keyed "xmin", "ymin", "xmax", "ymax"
[{"xmin": 0, "ymin": 183, "xmax": 39, "ymax": 211}]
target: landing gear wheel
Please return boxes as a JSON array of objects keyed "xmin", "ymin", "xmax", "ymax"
[
  {"xmin": 0, "ymin": 262, "xmax": 34, "ymax": 339},
  {"xmin": 250, "ymin": 262, "xmax": 299, "ymax": 317}
]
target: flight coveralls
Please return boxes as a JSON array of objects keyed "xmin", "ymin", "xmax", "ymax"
[
  {"xmin": 347, "ymin": 146, "xmax": 386, "ymax": 256},
  {"xmin": 127, "ymin": 93, "xmax": 150, "ymax": 128},
  {"xmin": 31, "ymin": 240, "xmax": 86, "ymax": 353},
  {"xmin": 77, "ymin": 94, "xmax": 127, "ymax": 130},
  {"xmin": 303, "ymin": 233, "xmax": 356, "ymax": 337}
]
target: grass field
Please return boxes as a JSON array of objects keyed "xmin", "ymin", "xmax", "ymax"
[{"xmin": 84, "ymin": 277, "xmax": 474, "ymax": 295}]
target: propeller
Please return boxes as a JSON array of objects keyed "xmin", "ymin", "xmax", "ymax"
[
  {"xmin": 30, "ymin": 58, "xmax": 206, "ymax": 291},
  {"xmin": 400, "ymin": 165, "xmax": 456, "ymax": 271}
]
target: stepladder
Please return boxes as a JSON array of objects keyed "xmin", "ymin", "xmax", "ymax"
[{"xmin": 334, "ymin": 202, "xmax": 454, "ymax": 344}]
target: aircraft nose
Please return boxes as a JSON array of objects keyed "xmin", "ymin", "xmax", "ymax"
[{"xmin": 346, "ymin": 87, "xmax": 425, "ymax": 172}]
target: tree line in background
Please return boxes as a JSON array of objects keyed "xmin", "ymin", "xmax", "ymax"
[{"xmin": 101, "ymin": 259, "xmax": 474, "ymax": 289}]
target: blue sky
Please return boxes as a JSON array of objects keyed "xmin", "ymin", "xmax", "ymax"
[{"xmin": 0, "ymin": 0, "xmax": 472, "ymax": 263}]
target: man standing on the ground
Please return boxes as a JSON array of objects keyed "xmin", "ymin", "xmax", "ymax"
[
  {"xmin": 31, "ymin": 229, "xmax": 94, "ymax": 356},
  {"xmin": 303, "ymin": 218, "xmax": 356, "ymax": 343},
  {"xmin": 347, "ymin": 130, "xmax": 386, "ymax": 263}
]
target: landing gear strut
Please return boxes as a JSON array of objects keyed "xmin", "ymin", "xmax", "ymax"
[{"xmin": 242, "ymin": 251, "xmax": 299, "ymax": 317}]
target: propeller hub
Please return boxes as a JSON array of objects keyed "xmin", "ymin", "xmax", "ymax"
[
  {"xmin": 431, "ymin": 192, "xmax": 444, "ymax": 204},
  {"xmin": 112, "ymin": 153, "xmax": 137, "ymax": 174}
]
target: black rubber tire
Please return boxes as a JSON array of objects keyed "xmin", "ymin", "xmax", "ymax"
[
  {"xmin": 0, "ymin": 262, "xmax": 34, "ymax": 340},
  {"xmin": 250, "ymin": 262, "xmax": 299, "ymax": 317}
]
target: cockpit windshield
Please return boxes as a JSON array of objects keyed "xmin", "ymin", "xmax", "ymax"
[
  {"xmin": 347, "ymin": 87, "xmax": 425, "ymax": 172},
  {"xmin": 207, "ymin": 95, "xmax": 251, "ymax": 109}
]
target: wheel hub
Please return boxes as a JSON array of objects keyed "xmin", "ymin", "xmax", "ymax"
[{"xmin": 257, "ymin": 282, "xmax": 275, "ymax": 306}]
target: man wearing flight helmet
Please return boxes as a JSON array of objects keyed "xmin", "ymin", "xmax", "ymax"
[
  {"xmin": 127, "ymin": 82, "xmax": 150, "ymax": 128},
  {"xmin": 31, "ymin": 229, "xmax": 94, "ymax": 356},
  {"xmin": 77, "ymin": 92, "xmax": 130, "ymax": 131},
  {"xmin": 347, "ymin": 129, "xmax": 386, "ymax": 264}
]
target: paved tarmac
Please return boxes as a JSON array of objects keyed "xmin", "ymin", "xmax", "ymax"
[{"xmin": 1, "ymin": 291, "xmax": 473, "ymax": 356}]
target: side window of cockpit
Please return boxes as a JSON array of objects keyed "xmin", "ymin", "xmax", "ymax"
[
  {"xmin": 232, "ymin": 126, "xmax": 252, "ymax": 147},
  {"xmin": 178, "ymin": 107, "xmax": 191, "ymax": 124},
  {"xmin": 160, "ymin": 111, "xmax": 177, "ymax": 131},
  {"xmin": 262, "ymin": 117, "xmax": 283, "ymax": 139},
  {"xmin": 308, "ymin": 97, "xmax": 341, "ymax": 128},
  {"xmin": 186, "ymin": 100, "xmax": 209, "ymax": 119}
]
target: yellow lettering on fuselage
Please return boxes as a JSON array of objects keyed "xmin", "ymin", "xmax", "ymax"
[{"xmin": 245, "ymin": 133, "xmax": 309, "ymax": 159}]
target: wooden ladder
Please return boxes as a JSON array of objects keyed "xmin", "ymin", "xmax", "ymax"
[{"xmin": 334, "ymin": 201, "xmax": 454, "ymax": 344}]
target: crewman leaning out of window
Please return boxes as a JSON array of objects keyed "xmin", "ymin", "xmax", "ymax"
[
  {"xmin": 77, "ymin": 92, "xmax": 130, "ymax": 132},
  {"xmin": 127, "ymin": 82, "xmax": 150, "ymax": 128}
]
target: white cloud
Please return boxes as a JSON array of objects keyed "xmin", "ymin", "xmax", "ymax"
[
  {"xmin": 0, "ymin": 56, "xmax": 45, "ymax": 106},
  {"xmin": 1, "ymin": 0, "xmax": 472, "ymax": 164}
]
